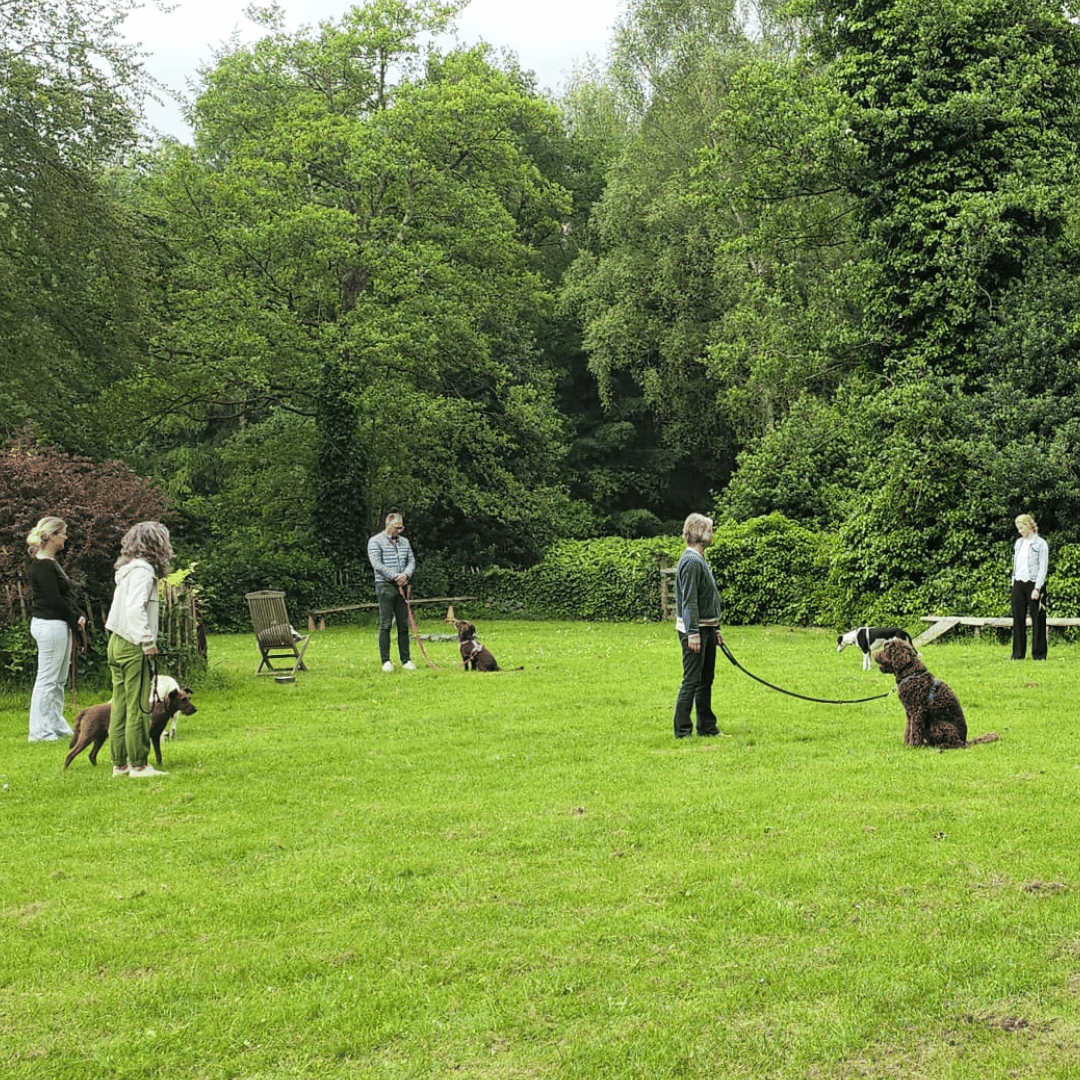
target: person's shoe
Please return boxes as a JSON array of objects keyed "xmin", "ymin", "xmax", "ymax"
[
  {"xmin": 382, "ymin": 661, "xmax": 394, "ymax": 673},
  {"xmin": 403, "ymin": 660, "xmax": 417, "ymax": 670},
  {"xmin": 128, "ymin": 764, "xmax": 168, "ymax": 778},
  {"xmin": 112, "ymin": 765, "xmax": 129, "ymax": 777}
]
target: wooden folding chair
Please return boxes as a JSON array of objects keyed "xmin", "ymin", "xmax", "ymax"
[{"xmin": 245, "ymin": 590, "xmax": 311, "ymax": 676}]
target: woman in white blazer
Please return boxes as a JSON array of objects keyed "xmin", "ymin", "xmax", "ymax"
[{"xmin": 1011, "ymin": 513, "xmax": 1049, "ymax": 661}]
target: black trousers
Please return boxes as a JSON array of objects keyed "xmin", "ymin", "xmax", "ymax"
[
  {"xmin": 673, "ymin": 627, "xmax": 719, "ymax": 737},
  {"xmin": 376, "ymin": 589, "xmax": 412, "ymax": 663},
  {"xmin": 1011, "ymin": 579, "xmax": 1047, "ymax": 660}
]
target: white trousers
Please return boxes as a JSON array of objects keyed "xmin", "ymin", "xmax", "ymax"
[{"xmin": 29, "ymin": 618, "xmax": 73, "ymax": 741}]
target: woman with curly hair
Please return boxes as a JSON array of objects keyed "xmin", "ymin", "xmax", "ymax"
[
  {"xmin": 105, "ymin": 522, "xmax": 173, "ymax": 777},
  {"xmin": 26, "ymin": 516, "xmax": 87, "ymax": 742}
]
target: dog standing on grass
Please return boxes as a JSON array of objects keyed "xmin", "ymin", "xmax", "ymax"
[
  {"xmin": 838, "ymin": 626, "xmax": 913, "ymax": 671},
  {"xmin": 64, "ymin": 683, "xmax": 197, "ymax": 768},
  {"xmin": 874, "ymin": 638, "xmax": 997, "ymax": 749}
]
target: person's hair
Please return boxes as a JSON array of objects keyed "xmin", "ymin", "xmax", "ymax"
[
  {"xmin": 682, "ymin": 513, "xmax": 714, "ymax": 546},
  {"xmin": 1015, "ymin": 513, "xmax": 1038, "ymax": 535},
  {"xmin": 26, "ymin": 516, "xmax": 66, "ymax": 556},
  {"xmin": 385, "ymin": 513, "xmax": 404, "ymax": 528},
  {"xmin": 115, "ymin": 521, "xmax": 174, "ymax": 578}
]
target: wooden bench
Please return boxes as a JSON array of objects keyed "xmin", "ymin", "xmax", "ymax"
[
  {"xmin": 915, "ymin": 614, "xmax": 1080, "ymax": 647},
  {"xmin": 306, "ymin": 596, "xmax": 476, "ymax": 632}
]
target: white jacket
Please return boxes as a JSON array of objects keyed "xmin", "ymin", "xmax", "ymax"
[
  {"xmin": 1012, "ymin": 535, "xmax": 1049, "ymax": 591},
  {"xmin": 105, "ymin": 559, "xmax": 159, "ymax": 651}
]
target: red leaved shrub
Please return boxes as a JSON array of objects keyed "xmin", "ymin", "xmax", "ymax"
[{"xmin": 0, "ymin": 426, "xmax": 170, "ymax": 626}]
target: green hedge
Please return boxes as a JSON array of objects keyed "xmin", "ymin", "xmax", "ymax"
[
  {"xmin": 468, "ymin": 516, "xmax": 1080, "ymax": 631},
  {"xmin": 127, "ymin": 516, "xmax": 1080, "ymax": 634},
  {"xmin": 477, "ymin": 536, "xmax": 680, "ymax": 621},
  {"xmin": 472, "ymin": 515, "xmax": 836, "ymax": 626}
]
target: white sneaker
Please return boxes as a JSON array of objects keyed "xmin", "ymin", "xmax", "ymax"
[
  {"xmin": 403, "ymin": 660, "xmax": 417, "ymax": 670},
  {"xmin": 112, "ymin": 765, "xmax": 129, "ymax": 777},
  {"xmin": 128, "ymin": 764, "xmax": 168, "ymax": 778},
  {"xmin": 382, "ymin": 661, "xmax": 394, "ymax": 673}
]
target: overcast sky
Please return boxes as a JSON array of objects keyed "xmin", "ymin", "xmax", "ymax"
[{"xmin": 123, "ymin": 0, "xmax": 623, "ymax": 140}]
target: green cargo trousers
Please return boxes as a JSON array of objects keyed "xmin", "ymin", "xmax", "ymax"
[{"xmin": 107, "ymin": 633, "xmax": 152, "ymax": 769}]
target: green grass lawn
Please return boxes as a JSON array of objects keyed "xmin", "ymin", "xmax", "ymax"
[{"xmin": 3, "ymin": 618, "xmax": 1080, "ymax": 1079}]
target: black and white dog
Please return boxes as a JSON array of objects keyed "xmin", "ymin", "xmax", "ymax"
[{"xmin": 837, "ymin": 626, "xmax": 914, "ymax": 671}]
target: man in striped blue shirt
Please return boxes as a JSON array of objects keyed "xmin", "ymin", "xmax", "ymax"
[{"xmin": 367, "ymin": 512, "xmax": 416, "ymax": 672}]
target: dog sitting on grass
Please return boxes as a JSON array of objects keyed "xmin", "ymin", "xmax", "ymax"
[
  {"xmin": 874, "ymin": 639, "xmax": 997, "ymax": 749},
  {"xmin": 454, "ymin": 620, "xmax": 501, "ymax": 671}
]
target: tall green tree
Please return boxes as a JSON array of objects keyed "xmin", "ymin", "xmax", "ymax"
[
  {"xmin": 0, "ymin": 0, "xmax": 156, "ymax": 450},
  {"xmin": 562, "ymin": 0, "xmax": 858, "ymax": 522},
  {"xmin": 126, "ymin": 1, "xmax": 577, "ymax": 567}
]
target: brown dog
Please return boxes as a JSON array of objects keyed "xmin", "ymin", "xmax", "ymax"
[
  {"xmin": 64, "ymin": 686, "xmax": 197, "ymax": 768},
  {"xmin": 454, "ymin": 620, "xmax": 501, "ymax": 671},
  {"xmin": 874, "ymin": 639, "xmax": 996, "ymax": 749}
]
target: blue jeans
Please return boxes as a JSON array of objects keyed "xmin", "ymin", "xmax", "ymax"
[
  {"xmin": 29, "ymin": 618, "xmax": 73, "ymax": 741},
  {"xmin": 673, "ymin": 628, "xmax": 719, "ymax": 737}
]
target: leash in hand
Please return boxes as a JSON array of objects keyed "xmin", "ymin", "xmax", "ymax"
[{"xmin": 719, "ymin": 641, "xmax": 894, "ymax": 705}]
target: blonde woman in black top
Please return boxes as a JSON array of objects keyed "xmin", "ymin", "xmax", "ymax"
[{"xmin": 26, "ymin": 516, "xmax": 86, "ymax": 741}]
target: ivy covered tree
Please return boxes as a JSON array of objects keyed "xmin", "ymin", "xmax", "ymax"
[
  {"xmin": 722, "ymin": 0, "xmax": 1080, "ymax": 621},
  {"xmin": 796, "ymin": 0, "xmax": 1080, "ymax": 380}
]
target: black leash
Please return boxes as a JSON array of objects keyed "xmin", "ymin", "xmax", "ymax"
[
  {"xmin": 719, "ymin": 641, "xmax": 894, "ymax": 705},
  {"xmin": 68, "ymin": 623, "xmax": 89, "ymax": 712},
  {"xmin": 138, "ymin": 653, "xmax": 162, "ymax": 714}
]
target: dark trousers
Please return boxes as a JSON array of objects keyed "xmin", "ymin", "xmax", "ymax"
[
  {"xmin": 1011, "ymin": 579, "xmax": 1047, "ymax": 660},
  {"xmin": 377, "ymin": 589, "xmax": 412, "ymax": 663},
  {"xmin": 673, "ymin": 627, "xmax": 719, "ymax": 737}
]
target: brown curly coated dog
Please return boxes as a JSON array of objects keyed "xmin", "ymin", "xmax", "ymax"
[{"xmin": 874, "ymin": 639, "xmax": 997, "ymax": 749}]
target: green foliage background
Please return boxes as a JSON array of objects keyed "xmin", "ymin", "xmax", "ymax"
[{"xmin": 5, "ymin": 0, "xmax": 1080, "ymax": 674}]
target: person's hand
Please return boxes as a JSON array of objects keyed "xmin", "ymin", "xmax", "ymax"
[
  {"xmin": 1032, "ymin": 588, "xmax": 1040, "ymax": 600},
  {"xmin": 395, "ymin": 573, "xmax": 409, "ymax": 586},
  {"xmin": 145, "ymin": 645, "xmax": 160, "ymax": 657},
  {"xmin": 687, "ymin": 632, "xmax": 701, "ymax": 653},
  {"xmin": 716, "ymin": 632, "xmax": 724, "ymax": 648},
  {"xmin": 78, "ymin": 615, "xmax": 86, "ymax": 626}
]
